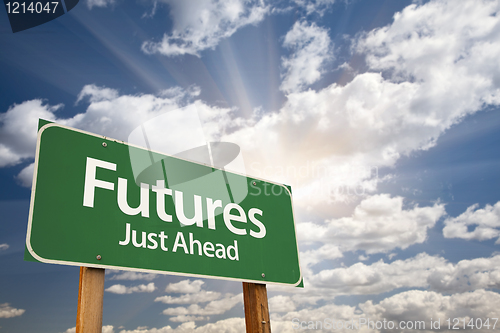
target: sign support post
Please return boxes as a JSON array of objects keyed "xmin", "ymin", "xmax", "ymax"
[
  {"xmin": 243, "ymin": 282, "xmax": 271, "ymax": 333},
  {"xmin": 76, "ymin": 267, "xmax": 105, "ymax": 333}
]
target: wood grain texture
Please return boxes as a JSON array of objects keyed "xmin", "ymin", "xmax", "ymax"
[
  {"xmin": 76, "ymin": 267, "xmax": 105, "ymax": 333},
  {"xmin": 243, "ymin": 282, "xmax": 271, "ymax": 333}
]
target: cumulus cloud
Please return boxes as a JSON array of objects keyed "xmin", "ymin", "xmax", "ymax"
[
  {"xmin": 156, "ymin": 280, "xmax": 236, "ymax": 321},
  {"xmin": 141, "ymin": 0, "xmax": 268, "ymax": 57},
  {"xmin": 162, "ymin": 293, "xmax": 243, "ymax": 321},
  {"xmin": 63, "ymin": 85, "xmax": 218, "ymax": 142},
  {"xmin": 0, "ymin": 100, "xmax": 60, "ymax": 167},
  {"xmin": 223, "ymin": 0, "xmax": 500, "ymax": 208},
  {"xmin": 169, "ymin": 315, "xmax": 209, "ymax": 323},
  {"xmin": 280, "ymin": 21, "xmax": 332, "ymax": 93},
  {"xmin": 0, "ymin": 86, "xmax": 162, "ymax": 169},
  {"xmin": 268, "ymin": 295, "xmax": 296, "ymax": 313},
  {"xmin": 357, "ymin": 0, "xmax": 500, "ymax": 105},
  {"xmin": 292, "ymin": 0, "xmax": 336, "ymax": 16},
  {"xmin": 155, "ymin": 279, "xmax": 243, "ymax": 322},
  {"xmin": 0, "ymin": 84, "xmax": 232, "ymax": 187},
  {"xmin": 76, "ymin": 84, "xmax": 119, "ymax": 103},
  {"xmin": 85, "ymin": 0, "xmax": 114, "ymax": 10},
  {"xmin": 0, "ymin": 303, "xmax": 25, "ymax": 318},
  {"xmin": 108, "ymin": 271, "xmax": 158, "ymax": 281},
  {"xmin": 298, "ymin": 194, "xmax": 445, "ymax": 254},
  {"xmin": 63, "ymin": 325, "xmax": 114, "ymax": 333},
  {"xmin": 443, "ymin": 201, "xmax": 500, "ymax": 242},
  {"xmin": 299, "ymin": 243, "xmax": 343, "ymax": 276},
  {"xmin": 165, "ymin": 279, "xmax": 205, "ymax": 294},
  {"xmin": 427, "ymin": 255, "xmax": 500, "ymax": 293},
  {"xmin": 272, "ymin": 289, "xmax": 500, "ymax": 333},
  {"xmin": 7, "ymin": 0, "xmax": 500, "ymax": 206},
  {"xmin": 306, "ymin": 253, "xmax": 500, "ymax": 297},
  {"xmin": 308, "ymin": 253, "xmax": 444, "ymax": 295},
  {"xmin": 105, "ymin": 282, "xmax": 156, "ymax": 294},
  {"xmin": 272, "ymin": 303, "xmax": 366, "ymax": 333},
  {"xmin": 354, "ymin": 0, "xmax": 500, "ymax": 132},
  {"xmin": 15, "ymin": 162, "xmax": 34, "ymax": 188},
  {"xmin": 360, "ymin": 289, "xmax": 500, "ymax": 332},
  {"xmin": 155, "ymin": 291, "xmax": 221, "ymax": 304},
  {"xmin": 118, "ymin": 318, "xmax": 245, "ymax": 333},
  {"xmin": 0, "ymin": 244, "xmax": 9, "ymax": 251},
  {"xmin": 3, "ymin": 0, "xmax": 500, "ymax": 208}
]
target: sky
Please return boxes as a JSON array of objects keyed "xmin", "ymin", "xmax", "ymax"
[{"xmin": 1, "ymin": 0, "xmax": 500, "ymax": 332}]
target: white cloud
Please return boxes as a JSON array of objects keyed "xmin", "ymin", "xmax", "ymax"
[
  {"xmin": 298, "ymin": 194, "xmax": 445, "ymax": 254},
  {"xmin": 5, "ymin": 0, "xmax": 500, "ymax": 331},
  {"xmin": 105, "ymin": 282, "xmax": 156, "ymax": 294},
  {"xmin": 292, "ymin": 0, "xmax": 336, "ymax": 16},
  {"xmin": 7, "ymin": 0, "xmax": 500, "ymax": 209},
  {"xmin": 299, "ymin": 243, "xmax": 343, "ymax": 277},
  {"xmin": 116, "ymin": 323, "xmax": 194, "ymax": 333},
  {"xmin": 118, "ymin": 318, "xmax": 245, "ymax": 333},
  {"xmin": 165, "ymin": 280, "xmax": 205, "ymax": 294},
  {"xmin": 272, "ymin": 289, "xmax": 500, "ymax": 333},
  {"xmin": 427, "ymin": 255, "xmax": 500, "ymax": 293},
  {"xmin": 3, "ymin": 0, "xmax": 500, "ymax": 207},
  {"xmin": 76, "ymin": 84, "xmax": 119, "ymax": 103},
  {"xmin": 271, "ymin": 302, "xmax": 365, "ymax": 333},
  {"xmin": 63, "ymin": 85, "xmax": 204, "ymax": 142},
  {"xmin": 15, "ymin": 162, "xmax": 34, "ymax": 188},
  {"xmin": 268, "ymin": 295, "xmax": 296, "ymax": 313},
  {"xmin": 308, "ymin": 253, "xmax": 444, "ymax": 295},
  {"xmin": 157, "ymin": 280, "xmax": 231, "ymax": 319},
  {"xmin": 306, "ymin": 253, "xmax": 500, "ymax": 297},
  {"xmin": 224, "ymin": 0, "xmax": 500, "ymax": 208},
  {"xmin": 162, "ymin": 293, "xmax": 242, "ymax": 318},
  {"xmin": 63, "ymin": 325, "xmax": 114, "ymax": 333},
  {"xmin": 357, "ymin": 0, "xmax": 500, "ymax": 107},
  {"xmin": 155, "ymin": 291, "xmax": 221, "ymax": 304},
  {"xmin": 280, "ymin": 21, "xmax": 332, "ymax": 93},
  {"xmin": 360, "ymin": 289, "xmax": 500, "ymax": 332},
  {"xmin": 0, "ymin": 85, "xmax": 232, "ymax": 186},
  {"xmin": 358, "ymin": 254, "xmax": 369, "ymax": 261},
  {"xmin": 86, "ymin": 0, "xmax": 115, "ymax": 10},
  {"xmin": 0, "ymin": 244, "xmax": 9, "ymax": 251},
  {"xmin": 141, "ymin": 0, "xmax": 268, "ymax": 57},
  {"xmin": 443, "ymin": 201, "xmax": 500, "ymax": 242},
  {"xmin": 169, "ymin": 315, "xmax": 208, "ymax": 323},
  {"xmin": 3, "ymin": 1, "xmax": 500, "ymax": 331},
  {"xmin": 108, "ymin": 271, "xmax": 158, "ymax": 281},
  {"xmin": 0, "ymin": 100, "xmax": 60, "ymax": 167},
  {"xmin": 354, "ymin": 0, "xmax": 500, "ymax": 131},
  {"xmin": 0, "ymin": 303, "xmax": 25, "ymax": 318}
]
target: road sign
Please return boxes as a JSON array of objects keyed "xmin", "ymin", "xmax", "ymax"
[{"xmin": 26, "ymin": 121, "xmax": 302, "ymax": 286}]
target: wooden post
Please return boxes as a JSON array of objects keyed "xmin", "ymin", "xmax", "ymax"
[
  {"xmin": 243, "ymin": 282, "xmax": 271, "ymax": 333},
  {"xmin": 76, "ymin": 267, "xmax": 105, "ymax": 333}
]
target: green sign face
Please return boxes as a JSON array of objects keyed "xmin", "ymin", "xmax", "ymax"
[{"xmin": 26, "ymin": 122, "xmax": 302, "ymax": 286}]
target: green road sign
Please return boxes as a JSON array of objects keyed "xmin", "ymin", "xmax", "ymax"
[{"xmin": 26, "ymin": 121, "xmax": 302, "ymax": 286}]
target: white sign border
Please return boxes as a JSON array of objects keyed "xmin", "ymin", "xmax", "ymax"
[{"xmin": 26, "ymin": 121, "xmax": 303, "ymax": 287}]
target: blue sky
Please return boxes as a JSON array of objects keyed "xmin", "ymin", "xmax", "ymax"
[{"xmin": 2, "ymin": 0, "xmax": 500, "ymax": 332}]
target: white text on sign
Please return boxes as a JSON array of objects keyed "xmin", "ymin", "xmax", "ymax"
[{"xmin": 82, "ymin": 157, "xmax": 266, "ymax": 238}]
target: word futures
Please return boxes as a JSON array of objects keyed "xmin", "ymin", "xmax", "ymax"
[{"xmin": 82, "ymin": 157, "xmax": 266, "ymax": 238}]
